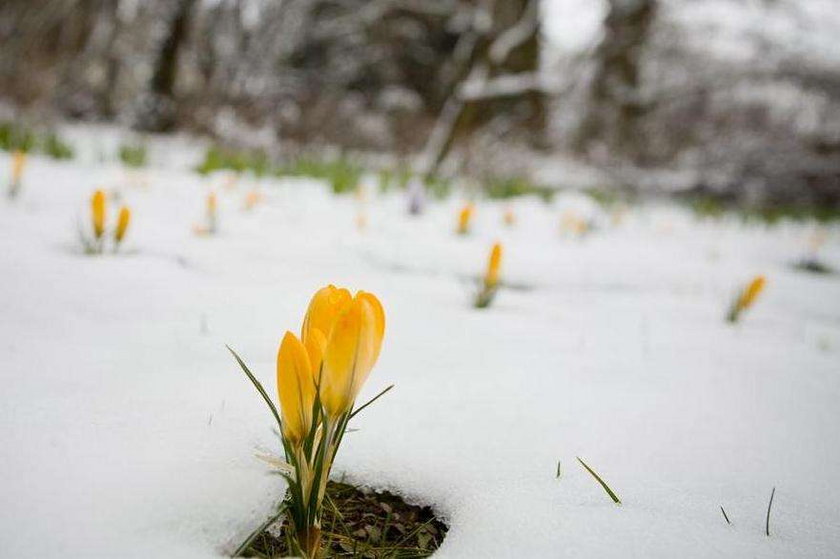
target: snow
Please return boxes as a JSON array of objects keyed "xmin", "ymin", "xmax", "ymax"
[{"xmin": 2, "ymin": 126, "xmax": 840, "ymax": 558}]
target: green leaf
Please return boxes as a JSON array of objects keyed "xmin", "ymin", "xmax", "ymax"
[
  {"xmin": 350, "ymin": 384, "xmax": 395, "ymax": 419},
  {"xmin": 231, "ymin": 502, "xmax": 288, "ymax": 557},
  {"xmin": 765, "ymin": 487, "xmax": 775, "ymax": 536},
  {"xmin": 576, "ymin": 456, "xmax": 621, "ymax": 504},
  {"xmin": 226, "ymin": 345, "xmax": 282, "ymax": 431}
]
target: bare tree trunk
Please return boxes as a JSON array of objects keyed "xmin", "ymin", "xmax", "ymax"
[
  {"xmin": 574, "ymin": 0, "xmax": 657, "ymax": 160},
  {"xmin": 422, "ymin": 0, "xmax": 544, "ymax": 177},
  {"xmin": 135, "ymin": 0, "xmax": 196, "ymax": 132}
]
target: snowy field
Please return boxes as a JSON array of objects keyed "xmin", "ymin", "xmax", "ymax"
[{"xmin": 1, "ymin": 128, "xmax": 840, "ymax": 558}]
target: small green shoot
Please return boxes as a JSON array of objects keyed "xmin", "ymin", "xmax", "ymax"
[
  {"xmin": 119, "ymin": 142, "xmax": 148, "ymax": 168},
  {"xmin": 576, "ymin": 456, "xmax": 621, "ymax": 504},
  {"xmin": 720, "ymin": 506, "xmax": 730, "ymax": 525},
  {"xmin": 233, "ymin": 503, "xmax": 288, "ymax": 557},
  {"xmin": 349, "ymin": 384, "xmax": 394, "ymax": 420},
  {"xmin": 765, "ymin": 487, "xmax": 775, "ymax": 537},
  {"xmin": 556, "ymin": 461, "xmax": 562, "ymax": 479}
]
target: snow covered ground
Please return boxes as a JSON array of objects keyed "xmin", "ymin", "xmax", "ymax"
[{"xmin": 1, "ymin": 127, "xmax": 840, "ymax": 558}]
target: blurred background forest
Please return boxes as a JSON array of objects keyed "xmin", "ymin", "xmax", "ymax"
[{"xmin": 1, "ymin": 0, "xmax": 839, "ymax": 214}]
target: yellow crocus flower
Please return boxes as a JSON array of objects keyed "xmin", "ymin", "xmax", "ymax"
[
  {"xmin": 485, "ymin": 242, "xmax": 503, "ymax": 289},
  {"xmin": 319, "ymin": 291, "xmax": 385, "ymax": 419},
  {"xmin": 738, "ymin": 275, "xmax": 766, "ymax": 312},
  {"xmin": 276, "ymin": 331, "xmax": 317, "ymax": 445},
  {"xmin": 207, "ymin": 192, "xmax": 217, "ymax": 215},
  {"xmin": 301, "ymin": 285, "xmax": 352, "ymax": 345},
  {"xmin": 115, "ymin": 206, "xmax": 131, "ymax": 243},
  {"xmin": 503, "ymin": 207, "xmax": 515, "ymax": 226},
  {"xmin": 11, "ymin": 150, "xmax": 26, "ymax": 182},
  {"xmin": 92, "ymin": 190, "xmax": 106, "ymax": 239},
  {"xmin": 456, "ymin": 203, "xmax": 474, "ymax": 235}
]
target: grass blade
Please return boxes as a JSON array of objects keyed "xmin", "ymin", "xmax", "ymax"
[
  {"xmin": 720, "ymin": 506, "xmax": 730, "ymax": 525},
  {"xmin": 232, "ymin": 503, "xmax": 288, "ymax": 557},
  {"xmin": 576, "ymin": 456, "xmax": 621, "ymax": 504},
  {"xmin": 765, "ymin": 487, "xmax": 775, "ymax": 536},
  {"xmin": 349, "ymin": 384, "xmax": 394, "ymax": 419},
  {"xmin": 226, "ymin": 345, "xmax": 282, "ymax": 431}
]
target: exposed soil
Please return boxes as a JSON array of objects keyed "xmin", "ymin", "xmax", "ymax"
[{"xmin": 240, "ymin": 481, "xmax": 448, "ymax": 558}]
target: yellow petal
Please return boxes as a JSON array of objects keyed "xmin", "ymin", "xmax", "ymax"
[
  {"xmin": 12, "ymin": 151, "xmax": 26, "ymax": 180},
  {"xmin": 320, "ymin": 301, "xmax": 362, "ymax": 418},
  {"xmin": 115, "ymin": 206, "xmax": 131, "ymax": 243},
  {"xmin": 276, "ymin": 331, "xmax": 316, "ymax": 444},
  {"xmin": 485, "ymin": 243, "xmax": 502, "ymax": 288},
  {"xmin": 739, "ymin": 275, "xmax": 766, "ymax": 311},
  {"xmin": 457, "ymin": 204, "xmax": 474, "ymax": 234},
  {"xmin": 301, "ymin": 284, "xmax": 352, "ymax": 344},
  {"xmin": 321, "ymin": 292, "xmax": 385, "ymax": 418},
  {"xmin": 304, "ymin": 327, "xmax": 327, "ymax": 383},
  {"xmin": 350, "ymin": 293, "xmax": 385, "ymax": 397},
  {"xmin": 92, "ymin": 190, "xmax": 106, "ymax": 239}
]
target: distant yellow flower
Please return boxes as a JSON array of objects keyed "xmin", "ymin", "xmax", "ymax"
[
  {"xmin": 276, "ymin": 332, "xmax": 317, "ymax": 445},
  {"xmin": 485, "ymin": 242, "xmax": 503, "ymax": 289},
  {"xmin": 354, "ymin": 185, "xmax": 366, "ymax": 201},
  {"xmin": 244, "ymin": 189, "xmax": 262, "ymax": 210},
  {"xmin": 91, "ymin": 190, "xmax": 106, "ymax": 239},
  {"xmin": 115, "ymin": 206, "xmax": 131, "ymax": 243},
  {"xmin": 561, "ymin": 210, "xmax": 588, "ymax": 236},
  {"xmin": 738, "ymin": 275, "xmax": 766, "ymax": 312},
  {"xmin": 11, "ymin": 150, "xmax": 26, "ymax": 182},
  {"xmin": 207, "ymin": 191, "xmax": 217, "ymax": 215},
  {"xmin": 503, "ymin": 207, "xmax": 516, "ymax": 226},
  {"xmin": 456, "ymin": 203, "xmax": 474, "ymax": 235},
  {"xmin": 318, "ymin": 291, "xmax": 385, "ymax": 419}
]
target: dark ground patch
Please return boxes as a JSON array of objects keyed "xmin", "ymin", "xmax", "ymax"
[{"xmin": 239, "ymin": 481, "xmax": 448, "ymax": 558}]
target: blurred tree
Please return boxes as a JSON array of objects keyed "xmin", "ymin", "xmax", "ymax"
[
  {"xmin": 136, "ymin": 0, "xmax": 197, "ymax": 132},
  {"xmin": 574, "ymin": 0, "xmax": 658, "ymax": 161}
]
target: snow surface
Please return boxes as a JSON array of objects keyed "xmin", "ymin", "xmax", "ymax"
[{"xmin": 2, "ymin": 127, "xmax": 840, "ymax": 558}]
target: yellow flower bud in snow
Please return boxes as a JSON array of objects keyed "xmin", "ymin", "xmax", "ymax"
[
  {"xmin": 319, "ymin": 291, "xmax": 385, "ymax": 419},
  {"xmin": 207, "ymin": 192, "xmax": 217, "ymax": 215},
  {"xmin": 276, "ymin": 331, "xmax": 317, "ymax": 445},
  {"xmin": 738, "ymin": 275, "xmax": 766, "ymax": 312},
  {"xmin": 91, "ymin": 190, "xmax": 106, "ymax": 239},
  {"xmin": 503, "ymin": 207, "xmax": 515, "ymax": 226},
  {"xmin": 456, "ymin": 203, "xmax": 474, "ymax": 234},
  {"xmin": 301, "ymin": 285, "xmax": 352, "ymax": 345},
  {"xmin": 115, "ymin": 206, "xmax": 131, "ymax": 243},
  {"xmin": 485, "ymin": 242, "xmax": 503, "ymax": 289},
  {"xmin": 11, "ymin": 150, "xmax": 26, "ymax": 182}
]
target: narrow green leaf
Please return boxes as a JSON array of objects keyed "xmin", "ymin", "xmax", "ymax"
[
  {"xmin": 226, "ymin": 345, "xmax": 282, "ymax": 431},
  {"xmin": 577, "ymin": 456, "xmax": 621, "ymax": 504},
  {"xmin": 232, "ymin": 502, "xmax": 288, "ymax": 557},
  {"xmin": 349, "ymin": 384, "xmax": 395, "ymax": 419},
  {"xmin": 765, "ymin": 487, "xmax": 775, "ymax": 536}
]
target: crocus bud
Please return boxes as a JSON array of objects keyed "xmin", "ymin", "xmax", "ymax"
[
  {"xmin": 456, "ymin": 203, "xmax": 474, "ymax": 235},
  {"xmin": 738, "ymin": 275, "xmax": 766, "ymax": 313},
  {"xmin": 320, "ymin": 291, "xmax": 385, "ymax": 419},
  {"xmin": 11, "ymin": 150, "xmax": 26, "ymax": 182},
  {"xmin": 115, "ymin": 206, "xmax": 131, "ymax": 244},
  {"xmin": 92, "ymin": 190, "xmax": 106, "ymax": 239},
  {"xmin": 276, "ymin": 331, "xmax": 317, "ymax": 445},
  {"xmin": 485, "ymin": 242, "xmax": 503, "ymax": 289},
  {"xmin": 503, "ymin": 207, "xmax": 515, "ymax": 227}
]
